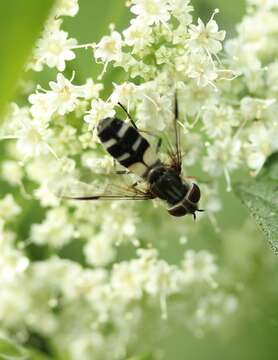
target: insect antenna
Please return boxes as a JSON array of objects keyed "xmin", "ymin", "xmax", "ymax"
[{"xmin": 117, "ymin": 102, "xmax": 138, "ymax": 129}]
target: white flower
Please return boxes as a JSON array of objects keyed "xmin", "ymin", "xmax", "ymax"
[
  {"xmin": 136, "ymin": 87, "xmax": 173, "ymax": 131},
  {"xmin": 193, "ymin": 292, "xmax": 238, "ymax": 329},
  {"xmin": 17, "ymin": 119, "xmax": 52, "ymax": 158},
  {"xmin": 84, "ymin": 100, "xmax": 115, "ymax": 130},
  {"xmin": 203, "ymin": 138, "xmax": 242, "ymax": 177},
  {"xmin": 28, "ymin": 92, "xmax": 56, "ymax": 122},
  {"xmin": 81, "ymin": 152, "xmax": 114, "ymax": 173},
  {"xmin": 110, "ymin": 82, "xmax": 137, "ymax": 107},
  {"xmin": 189, "ymin": 17, "xmax": 226, "ymax": 54},
  {"xmin": 32, "ymin": 28, "xmax": 77, "ymax": 72},
  {"xmin": 168, "ymin": 0, "xmax": 193, "ymax": 24},
  {"xmin": 1, "ymin": 161, "xmax": 23, "ymax": 186},
  {"xmin": 34, "ymin": 182, "xmax": 60, "ymax": 208},
  {"xmin": 77, "ymin": 79, "xmax": 104, "ymax": 100},
  {"xmin": 111, "ymin": 262, "xmax": 143, "ymax": 300},
  {"xmin": 130, "ymin": 0, "xmax": 171, "ymax": 25},
  {"xmin": 84, "ymin": 234, "xmax": 116, "ymax": 267},
  {"xmin": 244, "ymin": 123, "xmax": 277, "ymax": 171},
  {"xmin": 30, "ymin": 208, "xmax": 74, "ymax": 248},
  {"xmin": 267, "ymin": 61, "xmax": 278, "ymax": 93},
  {"xmin": 202, "ymin": 105, "xmax": 239, "ymax": 139},
  {"xmin": 144, "ymin": 261, "xmax": 174, "ymax": 296},
  {"xmin": 178, "ymin": 82, "xmax": 218, "ymax": 117},
  {"xmin": 0, "ymin": 195, "xmax": 21, "ymax": 222},
  {"xmin": 187, "ymin": 54, "xmax": 218, "ymax": 88},
  {"xmin": 49, "ymin": 73, "xmax": 80, "ymax": 115},
  {"xmin": 182, "ymin": 250, "xmax": 218, "ymax": 284},
  {"xmin": 248, "ymin": 0, "xmax": 278, "ymax": 9},
  {"xmin": 123, "ymin": 19, "xmax": 153, "ymax": 51},
  {"xmin": 55, "ymin": 0, "xmax": 79, "ymax": 17},
  {"xmin": 240, "ymin": 97, "xmax": 276, "ymax": 121},
  {"xmin": 94, "ymin": 31, "xmax": 123, "ymax": 63}
]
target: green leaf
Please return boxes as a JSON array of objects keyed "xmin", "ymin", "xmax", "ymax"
[
  {"xmin": 0, "ymin": 0, "xmax": 55, "ymax": 120},
  {"xmin": 0, "ymin": 338, "xmax": 27, "ymax": 360},
  {"xmin": 0, "ymin": 338, "xmax": 53, "ymax": 360},
  {"xmin": 235, "ymin": 152, "xmax": 278, "ymax": 254}
]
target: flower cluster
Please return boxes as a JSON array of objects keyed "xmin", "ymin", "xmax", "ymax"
[{"xmin": 28, "ymin": 0, "xmax": 79, "ymax": 72}]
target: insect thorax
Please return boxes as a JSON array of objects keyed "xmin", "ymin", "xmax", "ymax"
[{"xmin": 147, "ymin": 166, "xmax": 189, "ymax": 206}]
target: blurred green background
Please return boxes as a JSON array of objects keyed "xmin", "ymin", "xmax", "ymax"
[{"xmin": 1, "ymin": 0, "xmax": 278, "ymax": 360}]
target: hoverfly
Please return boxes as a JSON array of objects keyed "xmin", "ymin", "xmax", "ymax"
[{"xmin": 65, "ymin": 95, "xmax": 203, "ymax": 219}]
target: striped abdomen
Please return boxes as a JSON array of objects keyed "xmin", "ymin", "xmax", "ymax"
[{"xmin": 97, "ymin": 118, "xmax": 159, "ymax": 178}]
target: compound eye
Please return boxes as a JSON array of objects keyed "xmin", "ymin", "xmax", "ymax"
[
  {"xmin": 168, "ymin": 204, "xmax": 188, "ymax": 217},
  {"xmin": 188, "ymin": 183, "xmax": 201, "ymax": 203}
]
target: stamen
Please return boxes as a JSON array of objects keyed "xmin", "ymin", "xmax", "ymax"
[
  {"xmin": 208, "ymin": 213, "xmax": 220, "ymax": 233},
  {"xmin": 160, "ymin": 293, "xmax": 168, "ymax": 320},
  {"xmin": 143, "ymin": 94, "xmax": 159, "ymax": 110},
  {"xmin": 209, "ymin": 8, "xmax": 220, "ymax": 22},
  {"xmin": 71, "ymin": 43, "xmax": 94, "ymax": 50},
  {"xmin": 224, "ymin": 167, "xmax": 232, "ymax": 192},
  {"xmin": 46, "ymin": 143, "xmax": 59, "ymax": 160},
  {"xmin": 97, "ymin": 62, "xmax": 109, "ymax": 80},
  {"xmin": 70, "ymin": 71, "xmax": 76, "ymax": 82}
]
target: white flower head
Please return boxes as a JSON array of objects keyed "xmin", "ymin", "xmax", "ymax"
[
  {"xmin": 77, "ymin": 79, "xmax": 104, "ymax": 100},
  {"xmin": 49, "ymin": 73, "xmax": 80, "ymax": 115},
  {"xmin": 123, "ymin": 18, "xmax": 153, "ymax": 51},
  {"xmin": 31, "ymin": 27, "xmax": 77, "ymax": 72},
  {"xmin": 111, "ymin": 261, "xmax": 143, "ymax": 300},
  {"xmin": 182, "ymin": 250, "xmax": 218, "ymax": 284},
  {"xmin": 34, "ymin": 182, "xmax": 60, "ymax": 208},
  {"xmin": 202, "ymin": 105, "xmax": 239, "ymax": 139},
  {"xmin": 94, "ymin": 31, "xmax": 123, "ymax": 63},
  {"xmin": 136, "ymin": 85, "xmax": 173, "ymax": 131},
  {"xmin": 84, "ymin": 234, "xmax": 116, "ymax": 267},
  {"xmin": 110, "ymin": 82, "xmax": 137, "ymax": 107},
  {"xmin": 0, "ymin": 195, "xmax": 21, "ymax": 222},
  {"xmin": 130, "ymin": 0, "xmax": 171, "ymax": 25},
  {"xmin": 203, "ymin": 138, "xmax": 242, "ymax": 176},
  {"xmin": 55, "ymin": 0, "xmax": 79, "ymax": 17},
  {"xmin": 28, "ymin": 91, "xmax": 56, "ymax": 123},
  {"xmin": 1, "ymin": 161, "xmax": 23, "ymax": 186},
  {"xmin": 84, "ymin": 100, "xmax": 115, "ymax": 130},
  {"xmin": 17, "ymin": 119, "xmax": 52, "ymax": 158},
  {"xmin": 187, "ymin": 54, "xmax": 218, "ymax": 88},
  {"xmin": 189, "ymin": 14, "xmax": 226, "ymax": 54},
  {"xmin": 193, "ymin": 292, "xmax": 238, "ymax": 330},
  {"xmin": 30, "ymin": 208, "xmax": 74, "ymax": 248},
  {"xmin": 244, "ymin": 123, "xmax": 277, "ymax": 171},
  {"xmin": 168, "ymin": 0, "xmax": 193, "ymax": 24}
]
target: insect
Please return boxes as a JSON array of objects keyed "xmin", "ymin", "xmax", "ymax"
[{"xmin": 65, "ymin": 95, "xmax": 203, "ymax": 219}]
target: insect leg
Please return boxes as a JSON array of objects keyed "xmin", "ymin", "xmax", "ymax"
[
  {"xmin": 174, "ymin": 91, "xmax": 182, "ymax": 168},
  {"xmin": 156, "ymin": 137, "xmax": 162, "ymax": 153}
]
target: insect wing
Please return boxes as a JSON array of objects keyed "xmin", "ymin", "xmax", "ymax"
[{"xmin": 60, "ymin": 179, "xmax": 154, "ymax": 202}]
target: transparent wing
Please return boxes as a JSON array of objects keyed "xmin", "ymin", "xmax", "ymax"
[{"xmin": 59, "ymin": 178, "xmax": 155, "ymax": 202}]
